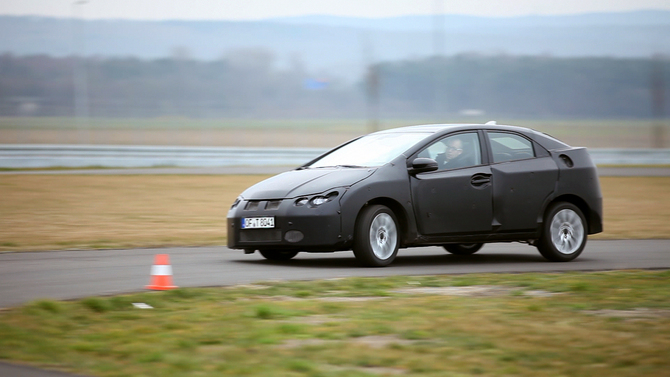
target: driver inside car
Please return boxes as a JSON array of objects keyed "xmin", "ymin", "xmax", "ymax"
[{"xmin": 436, "ymin": 136, "xmax": 469, "ymax": 169}]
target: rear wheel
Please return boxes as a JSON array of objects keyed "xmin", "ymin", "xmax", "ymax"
[
  {"xmin": 259, "ymin": 250, "xmax": 299, "ymax": 261},
  {"xmin": 537, "ymin": 202, "xmax": 587, "ymax": 262},
  {"xmin": 443, "ymin": 243, "xmax": 483, "ymax": 255},
  {"xmin": 353, "ymin": 205, "xmax": 399, "ymax": 267}
]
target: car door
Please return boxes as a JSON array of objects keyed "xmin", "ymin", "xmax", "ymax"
[
  {"xmin": 410, "ymin": 131, "xmax": 493, "ymax": 236},
  {"xmin": 486, "ymin": 131, "xmax": 558, "ymax": 232}
]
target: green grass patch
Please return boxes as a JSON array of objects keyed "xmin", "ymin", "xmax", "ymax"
[{"xmin": 0, "ymin": 270, "xmax": 669, "ymax": 376}]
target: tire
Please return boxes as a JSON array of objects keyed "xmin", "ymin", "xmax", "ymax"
[
  {"xmin": 259, "ymin": 250, "xmax": 299, "ymax": 261},
  {"xmin": 537, "ymin": 202, "xmax": 587, "ymax": 262},
  {"xmin": 443, "ymin": 243, "xmax": 483, "ymax": 255},
  {"xmin": 353, "ymin": 205, "xmax": 400, "ymax": 267}
]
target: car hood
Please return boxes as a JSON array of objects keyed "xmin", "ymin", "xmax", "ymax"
[{"xmin": 240, "ymin": 167, "xmax": 376, "ymax": 200}]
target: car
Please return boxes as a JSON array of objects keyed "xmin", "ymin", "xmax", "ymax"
[{"xmin": 227, "ymin": 123, "xmax": 603, "ymax": 267}]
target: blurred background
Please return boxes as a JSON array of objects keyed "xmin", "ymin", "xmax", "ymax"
[{"xmin": 0, "ymin": 0, "xmax": 669, "ymax": 152}]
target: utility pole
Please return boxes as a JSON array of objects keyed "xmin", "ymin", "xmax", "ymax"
[
  {"xmin": 366, "ymin": 65, "xmax": 379, "ymax": 133},
  {"xmin": 432, "ymin": 0, "xmax": 445, "ymax": 122},
  {"xmin": 651, "ymin": 54, "xmax": 666, "ymax": 148},
  {"xmin": 362, "ymin": 32, "xmax": 379, "ymax": 133},
  {"xmin": 71, "ymin": 0, "xmax": 90, "ymax": 144}
]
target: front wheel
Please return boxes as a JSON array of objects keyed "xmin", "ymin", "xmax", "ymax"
[
  {"xmin": 537, "ymin": 202, "xmax": 587, "ymax": 262},
  {"xmin": 353, "ymin": 205, "xmax": 400, "ymax": 267},
  {"xmin": 443, "ymin": 243, "xmax": 483, "ymax": 255},
  {"xmin": 259, "ymin": 250, "xmax": 299, "ymax": 261}
]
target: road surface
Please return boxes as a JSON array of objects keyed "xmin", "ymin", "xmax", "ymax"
[{"xmin": 1, "ymin": 240, "xmax": 668, "ymax": 309}]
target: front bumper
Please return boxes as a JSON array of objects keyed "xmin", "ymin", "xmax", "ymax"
[{"xmin": 227, "ymin": 197, "xmax": 347, "ymax": 251}]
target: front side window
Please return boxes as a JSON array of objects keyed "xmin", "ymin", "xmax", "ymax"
[
  {"xmin": 488, "ymin": 132, "xmax": 535, "ymax": 163},
  {"xmin": 418, "ymin": 132, "xmax": 482, "ymax": 170}
]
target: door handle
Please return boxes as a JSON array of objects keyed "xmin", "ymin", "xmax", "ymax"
[{"xmin": 471, "ymin": 174, "xmax": 491, "ymax": 187}]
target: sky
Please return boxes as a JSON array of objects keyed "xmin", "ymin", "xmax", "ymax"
[{"xmin": 1, "ymin": 0, "xmax": 670, "ymax": 20}]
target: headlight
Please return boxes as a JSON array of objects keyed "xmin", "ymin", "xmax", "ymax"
[
  {"xmin": 230, "ymin": 197, "xmax": 241, "ymax": 210},
  {"xmin": 294, "ymin": 198, "xmax": 309, "ymax": 206},
  {"xmin": 294, "ymin": 191, "xmax": 340, "ymax": 208},
  {"xmin": 310, "ymin": 196, "xmax": 330, "ymax": 206},
  {"xmin": 309, "ymin": 191, "xmax": 339, "ymax": 207}
]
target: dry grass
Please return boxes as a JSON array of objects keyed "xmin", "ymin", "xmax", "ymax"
[
  {"xmin": 595, "ymin": 177, "xmax": 670, "ymax": 239},
  {"xmin": 0, "ymin": 175, "xmax": 270, "ymax": 251},
  {"xmin": 0, "ymin": 175, "xmax": 667, "ymax": 251}
]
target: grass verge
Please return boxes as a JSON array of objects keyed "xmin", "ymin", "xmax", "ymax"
[
  {"xmin": 0, "ymin": 270, "xmax": 668, "ymax": 376},
  {"xmin": 596, "ymin": 176, "xmax": 670, "ymax": 239},
  {"xmin": 0, "ymin": 175, "xmax": 668, "ymax": 251},
  {"xmin": 0, "ymin": 174, "xmax": 270, "ymax": 251}
]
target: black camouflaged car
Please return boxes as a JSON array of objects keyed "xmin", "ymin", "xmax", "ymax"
[{"xmin": 227, "ymin": 124, "xmax": 603, "ymax": 267}]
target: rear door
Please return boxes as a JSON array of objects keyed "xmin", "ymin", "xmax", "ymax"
[
  {"xmin": 410, "ymin": 131, "xmax": 493, "ymax": 236},
  {"xmin": 486, "ymin": 131, "xmax": 558, "ymax": 232}
]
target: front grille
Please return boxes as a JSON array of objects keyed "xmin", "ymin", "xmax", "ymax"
[
  {"xmin": 244, "ymin": 200, "xmax": 282, "ymax": 211},
  {"xmin": 239, "ymin": 229, "xmax": 282, "ymax": 243},
  {"xmin": 265, "ymin": 200, "xmax": 282, "ymax": 210},
  {"xmin": 245, "ymin": 201, "xmax": 260, "ymax": 211}
]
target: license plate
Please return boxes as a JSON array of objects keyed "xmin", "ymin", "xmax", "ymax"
[{"xmin": 242, "ymin": 217, "xmax": 275, "ymax": 229}]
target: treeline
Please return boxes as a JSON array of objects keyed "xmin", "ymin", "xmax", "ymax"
[
  {"xmin": 378, "ymin": 56, "xmax": 669, "ymax": 118},
  {"xmin": 0, "ymin": 52, "xmax": 667, "ymax": 119}
]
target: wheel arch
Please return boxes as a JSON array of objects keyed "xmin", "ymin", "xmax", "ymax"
[
  {"xmin": 544, "ymin": 194, "xmax": 592, "ymax": 233},
  {"xmin": 357, "ymin": 197, "xmax": 409, "ymax": 247}
]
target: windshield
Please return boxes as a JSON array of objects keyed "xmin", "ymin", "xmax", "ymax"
[{"xmin": 308, "ymin": 132, "xmax": 431, "ymax": 168}]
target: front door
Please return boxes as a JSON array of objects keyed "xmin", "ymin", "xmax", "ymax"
[{"xmin": 410, "ymin": 132, "xmax": 493, "ymax": 236}]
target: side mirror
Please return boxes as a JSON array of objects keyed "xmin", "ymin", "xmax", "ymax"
[{"xmin": 409, "ymin": 158, "xmax": 438, "ymax": 174}]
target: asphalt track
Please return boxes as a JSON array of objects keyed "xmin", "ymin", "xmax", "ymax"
[
  {"xmin": 1, "ymin": 240, "xmax": 669, "ymax": 309},
  {"xmin": 1, "ymin": 240, "xmax": 669, "ymax": 376}
]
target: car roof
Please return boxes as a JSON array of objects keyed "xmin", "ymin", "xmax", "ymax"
[
  {"xmin": 373, "ymin": 123, "xmax": 572, "ymax": 151},
  {"xmin": 374, "ymin": 123, "xmax": 534, "ymax": 135}
]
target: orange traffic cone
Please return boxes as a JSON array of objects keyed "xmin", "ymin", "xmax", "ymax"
[{"xmin": 146, "ymin": 254, "xmax": 178, "ymax": 290}]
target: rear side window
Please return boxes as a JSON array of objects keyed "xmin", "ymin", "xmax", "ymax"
[{"xmin": 488, "ymin": 132, "xmax": 535, "ymax": 163}]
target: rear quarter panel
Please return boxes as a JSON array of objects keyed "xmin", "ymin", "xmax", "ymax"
[{"xmin": 551, "ymin": 147, "xmax": 604, "ymax": 234}]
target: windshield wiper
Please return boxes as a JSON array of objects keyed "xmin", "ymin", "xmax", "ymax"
[
  {"xmin": 302, "ymin": 164, "xmax": 368, "ymax": 169},
  {"xmin": 336, "ymin": 165, "xmax": 367, "ymax": 168},
  {"xmin": 313, "ymin": 165, "xmax": 367, "ymax": 169}
]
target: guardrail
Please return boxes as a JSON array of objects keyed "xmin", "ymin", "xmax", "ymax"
[
  {"xmin": 0, "ymin": 145, "xmax": 326, "ymax": 168},
  {"xmin": 0, "ymin": 145, "xmax": 669, "ymax": 168}
]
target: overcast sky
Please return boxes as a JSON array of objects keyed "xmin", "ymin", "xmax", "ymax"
[{"xmin": 1, "ymin": 0, "xmax": 669, "ymax": 20}]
